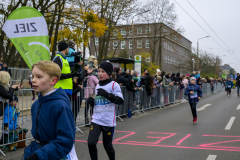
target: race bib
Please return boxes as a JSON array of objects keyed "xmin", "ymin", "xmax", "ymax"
[
  {"xmin": 227, "ymin": 85, "xmax": 231, "ymax": 88},
  {"xmin": 190, "ymin": 92, "xmax": 198, "ymax": 99},
  {"xmin": 94, "ymin": 96, "xmax": 115, "ymax": 112},
  {"xmin": 61, "ymin": 145, "xmax": 78, "ymax": 160}
]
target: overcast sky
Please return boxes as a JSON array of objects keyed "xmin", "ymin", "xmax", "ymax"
[{"xmin": 140, "ymin": 0, "xmax": 240, "ymax": 73}]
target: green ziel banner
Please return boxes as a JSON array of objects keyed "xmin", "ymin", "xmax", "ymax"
[{"xmin": 2, "ymin": 6, "xmax": 50, "ymax": 69}]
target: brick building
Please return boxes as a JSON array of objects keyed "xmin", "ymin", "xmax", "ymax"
[{"xmin": 90, "ymin": 23, "xmax": 192, "ymax": 74}]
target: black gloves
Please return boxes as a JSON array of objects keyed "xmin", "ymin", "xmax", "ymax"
[
  {"xmin": 97, "ymin": 88, "xmax": 116, "ymax": 103},
  {"xmin": 26, "ymin": 153, "xmax": 38, "ymax": 160},
  {"xmin": 97, "ymin": 88, "xmax": 109, "ymax": 98},
  {"xmin": 87, "ymin": 97, "xmax": 95, "ymax": 107}
]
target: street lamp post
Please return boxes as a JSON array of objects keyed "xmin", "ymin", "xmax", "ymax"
[
  {"xmin": 192, "ymin": 58, "xmax": 194, "ymax": 72},
  {"xmin": 197, "ymin": 36, "xmax": 210, "ymax": 57},
  {"xmin": 197, "ymin": 36, "xmax": 209, "ymax": 70}
]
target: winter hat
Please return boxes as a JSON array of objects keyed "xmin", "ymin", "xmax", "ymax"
[
  {"xmin": 156, "ymin": 69, "xmax": 161, "ymax": 74},
  {"xmin": 190, "ymin": 77, "xmax": 196, "ymax": 81},
  {"xmin": 58, "ymin": 41, "xmax": 69, "ymax": 51},
  {"xmin": 176, "ymin": 73, "xmax": 180, "ymax": 77},
  {"xmin": 186, "ymin": 74, "xmax": 190, "ymax": 77},
  {"xmin": 98, "ymin": 61, "xmax": 113, "ymax": 76},
  {"xmin": 9, "ymin": 95, "xmax": 18, "ymax": 102},
  {"xmin": 89, "ymin": 55, "xmax": 96, "ymax": 61}
]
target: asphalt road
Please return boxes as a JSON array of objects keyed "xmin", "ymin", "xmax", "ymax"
[{"xmin": 75, "ymin": 89, "xmax": 240, "ymax": 160}]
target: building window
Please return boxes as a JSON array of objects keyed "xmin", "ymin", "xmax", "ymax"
[
  {"xmin": 146, "ymin": 27, "xmax": 151, "ymax": 34},
  {"xmin": 129, "ymin": 40, "xmax": 132, "ymax": 49},
  {"xmin": 137, "ymin": 40, "xmax": 142, "ymax": 48},
  {"xmin": 164, "ymin": 55, "xmax": 167, "ymax": 63},
  {"xmin": 137, "ymin": 28, "xmax": 142, "ymax": 34},
  {"xmin": 95, "ymin": 37, "xmax": 98, "ymax": 45},
  {"xmin": 167, "ymin": 55, "xmax": 170, "ymax": 64},
  {"xmin": 121, "ymin": 29, "xmax": 126, "ymax": 35},
  {"xmin": 121, "ymin": 41, "xmax": 125, "ymax": 49},
  {"xmin": 113, "ymin": 41, "xmax": 118, "ymax": 49},
  {"xmin": 170, "ymin": 57, "xmax": 172, "ymax": 64},
  {"xmin": 146, "ymin": 56, "xmax": 150, "ymax": 62},
  {"xmin": 145, "ymin": 40, "xmax": 150, "ymax": 48},
  {"xmin": 129, "ymin": 29, "xmax": 132, "ymax": 35},
  {"xmin": 113, "ymin": 30, "xmax": 117, "ymax": 35},
  {"xmin": 95, "ymin": 51, "xmax": 98, "ymax": 57},
  {"xmin": 108, "ymin": 42, "xmax": 110, "ymax": 50},
  {"xmin": 164, "ymin": 41, "xmax": 167, "ymax": 49}
]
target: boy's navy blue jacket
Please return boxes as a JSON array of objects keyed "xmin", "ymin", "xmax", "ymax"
[
  {"xmin": 225, "ymin": 81, "xmax": 234, "ymax": 88},
  {"xmin": 24, "ymin": 88, "xmax": 75, "ymax": 160},
  {"xmin": 184, "ymin": 84, "xmax": 202, "ymax": 103}
]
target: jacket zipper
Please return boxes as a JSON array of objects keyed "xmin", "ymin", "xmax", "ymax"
[{"xmin": 36, "ymin": 101, "xmax": 42, "ymax": 140}]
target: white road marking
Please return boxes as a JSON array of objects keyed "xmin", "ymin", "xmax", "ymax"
[
  {"xmin": 225, "ymin": 117, "xmax": 236, "ymax": 130},
  {"xmin": 236, "ymin": 104, "xmax": 240, "ymax": 110},
  {"xmin": 206, "ymin": 155, "xmax": 217, "ymax": 160},
  {"xmin": 197, "ymin": 104, "xmax": 212, "ymax": 111}
]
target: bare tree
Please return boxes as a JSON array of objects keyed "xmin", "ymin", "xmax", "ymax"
[{"xmin": 140, "ymin": 0, "xmax": 184, "ymax": 65}]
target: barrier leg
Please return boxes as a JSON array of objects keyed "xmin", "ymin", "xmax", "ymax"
[{"xmin": 0, "ymin": 149, "xmax": 5, "ymax": 156}]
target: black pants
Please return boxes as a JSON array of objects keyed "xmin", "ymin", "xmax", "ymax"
[
  {"xmin": 226, "ymin": 88, "xmax": 231, "ymax": 94},
  {"xmin": 85, "ymin": 101, "xmax": 93, "ymax": 123},
  {"xmin": 88, "ymin": 122, "xmax": 115, "ymax": 160},
  {"xmin": 189, "ymin": 102, "xmax": 198, "ymax": 118}
]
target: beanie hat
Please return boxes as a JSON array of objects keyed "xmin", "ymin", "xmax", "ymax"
[
  {"xmin": 58, "ymin": 41, "xmax": 69, "ymax": 51},
  {"xmin": 98, "ymin": 62, "xmax": 113, "ymax": 76},
  {"xmin": 9, "ymin": 95, "xmax": 18, "ymax": 103},
  {"xmin": 190, "ymin": 77, "xmax": 196, "ymax": 81},
  {"xmin": 156, "ymin": 69, "xmax": 161, "ymax": 74},
  {"xmin": 88, "ymin": 55, "xmax": 96, "ymax": 61}
]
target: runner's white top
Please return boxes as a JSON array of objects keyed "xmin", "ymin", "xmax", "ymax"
[{"xmin": 92, "ymin": 81, "xmax": 123, "ymax": 127}]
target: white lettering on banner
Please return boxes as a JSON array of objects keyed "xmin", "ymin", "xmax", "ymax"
[{"xmin": 2, "ymin": 17, "xmax": 48, "ymax": 38}]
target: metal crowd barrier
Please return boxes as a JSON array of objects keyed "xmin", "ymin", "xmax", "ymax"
[{"xmin": 0, "ymin": 75, "xmax": 224, "ymax": 156}]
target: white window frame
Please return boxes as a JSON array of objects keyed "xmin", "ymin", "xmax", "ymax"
[
  {"xmin": 129, "ymin": 40, "xmax": 132, "ymax": 49},
  {"xmin": 108, "ymin": 42, "xmax": 110, "ymax": 50},
  {"xmin": 95, "ymin": 37, "xmax": 98, "ymax": 45},
  {"xmin": 113, "ymin": 41, "xmax": 118, "ymax": 49},
  {"xmin": 137, "ymin": 28, "xmax": 142, "ymax": 34},
  {"xmin": 121, "ymin": 29, "xmax": 126, "ymax": 35},
  {"xmin": 95, "ymin": 51, "xmax": 98, "ymax": 57},
  {"xmin": 137, "ymin": 40, "xmax": 142, "ymax": 48},
  {"xmin": 113, "ymin": 30, "xmax": 117, "ymax": 35},
  {"xmin": 170, "ymin": 57, "xmax": 172, "ymax": 64},
  {"xmin": 167, "ymin": 55, "xmax": 170, "ymax": 64},
  {"xmin": 146, "ymin": 56, "xmax": 150, "ymax": 62},
  {"xmin": 129, "ymin": 29, "xmax": 132, "ymax": 35},
  {"xmin": 164, "ymin": 55, "xmax": 167, "ymax": 63},
  {"xmin": 145, "ymin": 40, "xmax": 150, "ymax": 48},
  {"xmin": 146, "ymin": 27, "xmax": 151, "ymax": 34},
  {"xmin": 121, "ymin": 41, "xmax": 125, "ymax": 49}
]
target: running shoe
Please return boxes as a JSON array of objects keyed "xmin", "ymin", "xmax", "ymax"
[{"xmin": 193, "ymin": 117, "xmax": 198, "ymax": 123}]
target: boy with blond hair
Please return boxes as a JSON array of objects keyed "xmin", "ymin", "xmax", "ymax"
[{"xmin": 23, "ymin": 61, "xmax": 76, "ymax": 160}]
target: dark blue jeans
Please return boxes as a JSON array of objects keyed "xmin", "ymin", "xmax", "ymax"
[{"xmin": 237, "ymin": 85, "xmax": 240, "ymax": 95}]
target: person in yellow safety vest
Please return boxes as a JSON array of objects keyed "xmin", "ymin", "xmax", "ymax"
[{"xmin": 53, "ymin": 41, "xmax": 80, "ymax": 96}]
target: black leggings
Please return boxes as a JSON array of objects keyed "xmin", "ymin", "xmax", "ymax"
[
  {"xmin": 88, "ymin": 122, "xmax": 115, "ymax": 160},
  {"xmin": 226, "ymin": 88, "xmax": 231, "ymax": 94},
  {"xmin": 189, "ymin": 103, "xmax": 198, "ymax": 118}
]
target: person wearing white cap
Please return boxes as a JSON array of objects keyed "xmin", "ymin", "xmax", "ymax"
[
  {"xmin": 184, "ymin": 77, "xmax": 202, "ymax": 123},
  {"xmin": 156, "ymin": 69, "xmax": 161, "ymax": 76}
]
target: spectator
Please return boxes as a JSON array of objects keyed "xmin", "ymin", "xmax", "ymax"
[
  {"xmin": 141, "ymin": 73, "xmax": 154, "ymax": 96},
  {"xmin": 67, "ymin": 40, "xmax": 82, "ymax": 68},
  {"xmin": 171, "ymin": 73, "xmax": 176, "ymax": 85},
  {"xmin": 53, "ymin": 41, "xmax": 80, "ymax": 97},
  {"xmin": 156, "ymin": 69, "xmax": 161, "ymax": 76},
  {"xmin": 132, "ymin": 71, "xmax": 138, "ymax": 78},
  {"xmin": 1, "ymin": 95, "xmax": 20, "ymax": 151},
  {"xmin": 112, "ymin": 72, "xmax": 117, "ymax": 81},
  {"xmin": 3, "ymin": 63, "xmax": 11, "ymax": 77},
  {"xmin": 182, "ymin": 75, "xmax": 189, "ymax": 88},
  {"xmin": 115, "ymin": 67, "xmax": 135, "ymax": 92},
  {"xmin": 0, "ymin": 71, "xmax": 21, "ymax": 117},
  {"xmin": 162, "ymin": 71, "xmax": 170, "ymax": 105},
  {"xmin": 86, "ymin": 55, "xmax": 98, "ymax": 77}
]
